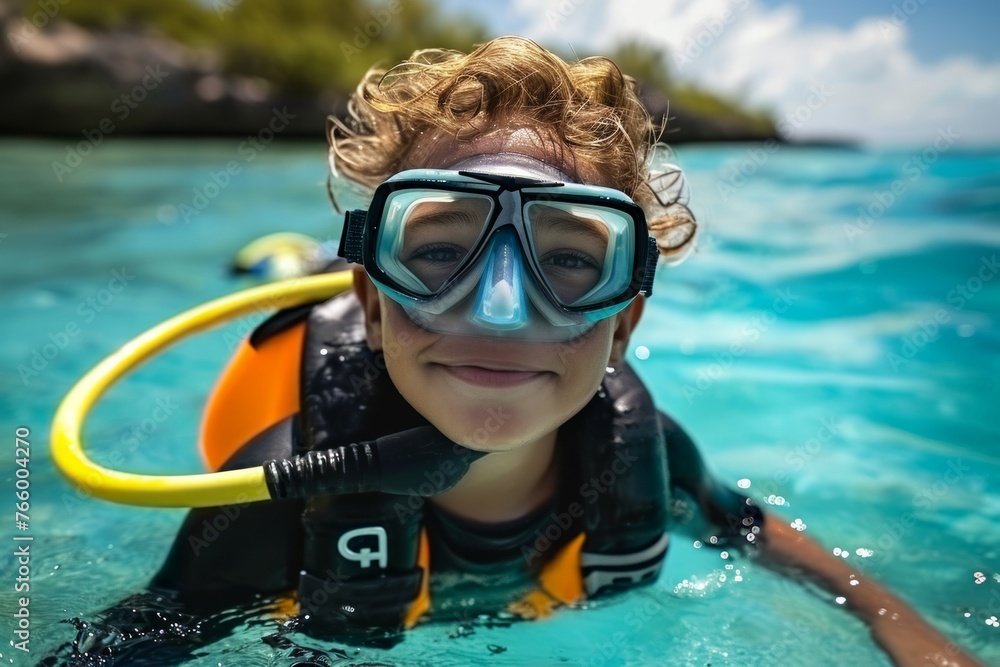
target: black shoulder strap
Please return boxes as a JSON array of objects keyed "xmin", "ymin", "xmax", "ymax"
[
  {"xmin": 660, "ymin": 410, "xmax": 764, "ymax": 548},
  {"xmin": 568, "ymin": 362, "xmax": 670, "ymax": 596},
  {"xmin": 248, "ymin": 302, "xmax": 322, "ymax": 350},
  {"xmin": 150, "ymin": 416, "xmax": 304, "ymax": 600},
  {"xmin": 295, "ymin": 291, "xmax": 429, "ymax": 634}
]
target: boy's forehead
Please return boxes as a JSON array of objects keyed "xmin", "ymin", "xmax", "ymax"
[
  {"xmin": 400, "ymin": 125, "xmax": 610, "ymax": 187},
  {"xmin": 448, "ymin": 152, "xmax": 573, "ymax": 182}
]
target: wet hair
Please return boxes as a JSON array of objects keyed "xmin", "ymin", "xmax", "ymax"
[{"xmin": 327, "ymin": 36, "xmax": 695, "ymax": 259}]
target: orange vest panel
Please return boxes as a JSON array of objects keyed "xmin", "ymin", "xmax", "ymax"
[{"xmin": 199, "ymin": 322, "xmax": 305, "ymax": 471}]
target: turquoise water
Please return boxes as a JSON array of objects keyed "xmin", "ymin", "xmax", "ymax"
[{"xmin": 1, "ymin": 139, "xmax": 998, "ymax": 665}]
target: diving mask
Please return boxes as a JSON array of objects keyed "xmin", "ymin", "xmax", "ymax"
[{"xmin": 338, "ymin": 157, "xmax": 658, "ymax": 341}]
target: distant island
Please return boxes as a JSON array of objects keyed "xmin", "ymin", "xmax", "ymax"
[{"xmin": 1, "ymin": 0, "xmax": 780, "ymax": 143}]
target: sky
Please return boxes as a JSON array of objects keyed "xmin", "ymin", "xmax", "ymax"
[{"xmin": 436, "ymin": 0, "xmax": 1000, "ymax": 146}]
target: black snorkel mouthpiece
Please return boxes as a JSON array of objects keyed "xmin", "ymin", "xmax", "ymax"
[{"xmin": 263, "ymin": 426, "xmax": 485, "ymax": 500}]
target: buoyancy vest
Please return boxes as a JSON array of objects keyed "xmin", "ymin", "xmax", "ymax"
[{"xmin": 291, "ymin": 293, "xmax": 672, "ymax": 630}]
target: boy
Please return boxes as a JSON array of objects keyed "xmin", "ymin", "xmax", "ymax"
[{"xmin": 78, "ymin": 37, "xmax": 983, "ymax": 666}]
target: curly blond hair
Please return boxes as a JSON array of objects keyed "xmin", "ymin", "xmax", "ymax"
[{"xmin": 328, "ymin": 36, "xmax": 695, "ymax": 258}]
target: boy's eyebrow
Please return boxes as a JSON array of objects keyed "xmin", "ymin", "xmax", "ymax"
[
  {"xmin": 405, "ymin": 209, "xmax": 483, "ymax": 231},
  {"xmin": 404, "ymin": 198, "xmax": 489, "ymax": 230},
  {"xmin": 532, "ymin": 209, "xmax": 611, "ymax": 244}
]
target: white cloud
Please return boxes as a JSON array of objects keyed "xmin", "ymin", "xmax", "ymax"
[{"xmin": 508, "ymin": 0, "xmax": 1000, "ymax": 145}]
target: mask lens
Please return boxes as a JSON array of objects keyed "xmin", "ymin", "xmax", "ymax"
[
  {"xmin": 378, "ymin": 190, "xmax": 494, "ymax": 294},
  {"xmin": 525, "ymin": 201, "xmax": 634, "ymax": 307}
]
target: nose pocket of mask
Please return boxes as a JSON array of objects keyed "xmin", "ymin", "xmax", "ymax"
[{"xmin": 472, "ymin": 229, "xmax": 528, "ymax": 329}]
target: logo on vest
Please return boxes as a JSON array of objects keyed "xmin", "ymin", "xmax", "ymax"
[{"xmin": 337, "ymin": 527, "xmax": 388, "ymax": 568}]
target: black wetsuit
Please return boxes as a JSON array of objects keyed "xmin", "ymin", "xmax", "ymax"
[{"xmin": 40, "ymin": 295, "xmax": 761, "ymax": 665}]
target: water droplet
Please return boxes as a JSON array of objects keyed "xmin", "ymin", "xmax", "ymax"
[
  {"xmin": 720, "ymin": 551, "xmax": 729, "ymax": 560},
  {"xmin": 835, "ymin": 596, "xmax": 847, "ymax": 605},
  {"xmin": 693, "ymin": 540, "xmax": 702, "ymax": 548},
  {"xmin": 737, "ymin": 478, "xmax": 751, "ymax": 489},
  {"xmin": 319, "ymin": 348, "xmax": 328, "ymax": 356},
  {"xmin": 634, "ymin": 345, "xmax": 650, "ymax": 360}
]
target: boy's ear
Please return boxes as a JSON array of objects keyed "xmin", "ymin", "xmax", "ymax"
[
  {"xmin": 609, "ymin": 296, "xmax": 644, "ymax": 366},
  {"xmin": 351, "ymin": 268, "xmax": 384, "ymax": 351}
]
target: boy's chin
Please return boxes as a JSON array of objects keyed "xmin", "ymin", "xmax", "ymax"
[{"xmin": 437, "ymin": 424, "xmax": 542, "ymax": 453}]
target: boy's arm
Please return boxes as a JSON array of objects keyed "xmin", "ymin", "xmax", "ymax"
[
  {"xmin": 661, "ymin": 413, "xmax": 983, "ymax": 667},
  {"xmin": 757, "ymin": 515, "xmax": 984, "ymax": 667}
]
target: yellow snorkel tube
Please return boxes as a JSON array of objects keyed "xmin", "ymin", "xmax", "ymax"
[
  {"xmin": 50, "ymin": 271, "xmax": 352, "ymax": 507},
  {"xmin": 51, "ymin": 270, "xmax": 482, "ymax": 509}
]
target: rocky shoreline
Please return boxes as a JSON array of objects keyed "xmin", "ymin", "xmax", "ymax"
[{"xmin": 0, "ymin": 16, "xmax": 780, "ymax": 143}]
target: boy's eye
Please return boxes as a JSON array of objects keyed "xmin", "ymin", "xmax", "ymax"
[
  {"xmin": 539, "ymin": 249, "xmax": 603, "ymax": 303},
  {"xmin": 404, "ymin": 243, "xmax": 468, "ymax": 291},
  {"xmin": 540, "ymin": 249, "xmax": 600, "ymax": 271},
  {"xmin": 409, "ymin": 244, "xmax": 466, "ymax": 264}
]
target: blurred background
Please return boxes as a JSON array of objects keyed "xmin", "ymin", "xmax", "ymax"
[{"xmin": 2, "ymin": 1, "xmax": 999, "ymax": 665}]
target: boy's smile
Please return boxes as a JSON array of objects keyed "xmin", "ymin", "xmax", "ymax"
[{"xmin": 364, "ymin": 290, "xmax": 619, "ymax": 452}]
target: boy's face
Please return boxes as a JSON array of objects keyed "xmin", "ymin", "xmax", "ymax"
[{"xmin": 353, "ymin": 127, "xmax": 644, "ymax": 452}]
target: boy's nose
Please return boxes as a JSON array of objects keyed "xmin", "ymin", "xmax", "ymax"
[{"xmin": 472, "ymin": 228, "xmax": 529, "ymax": 329}]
